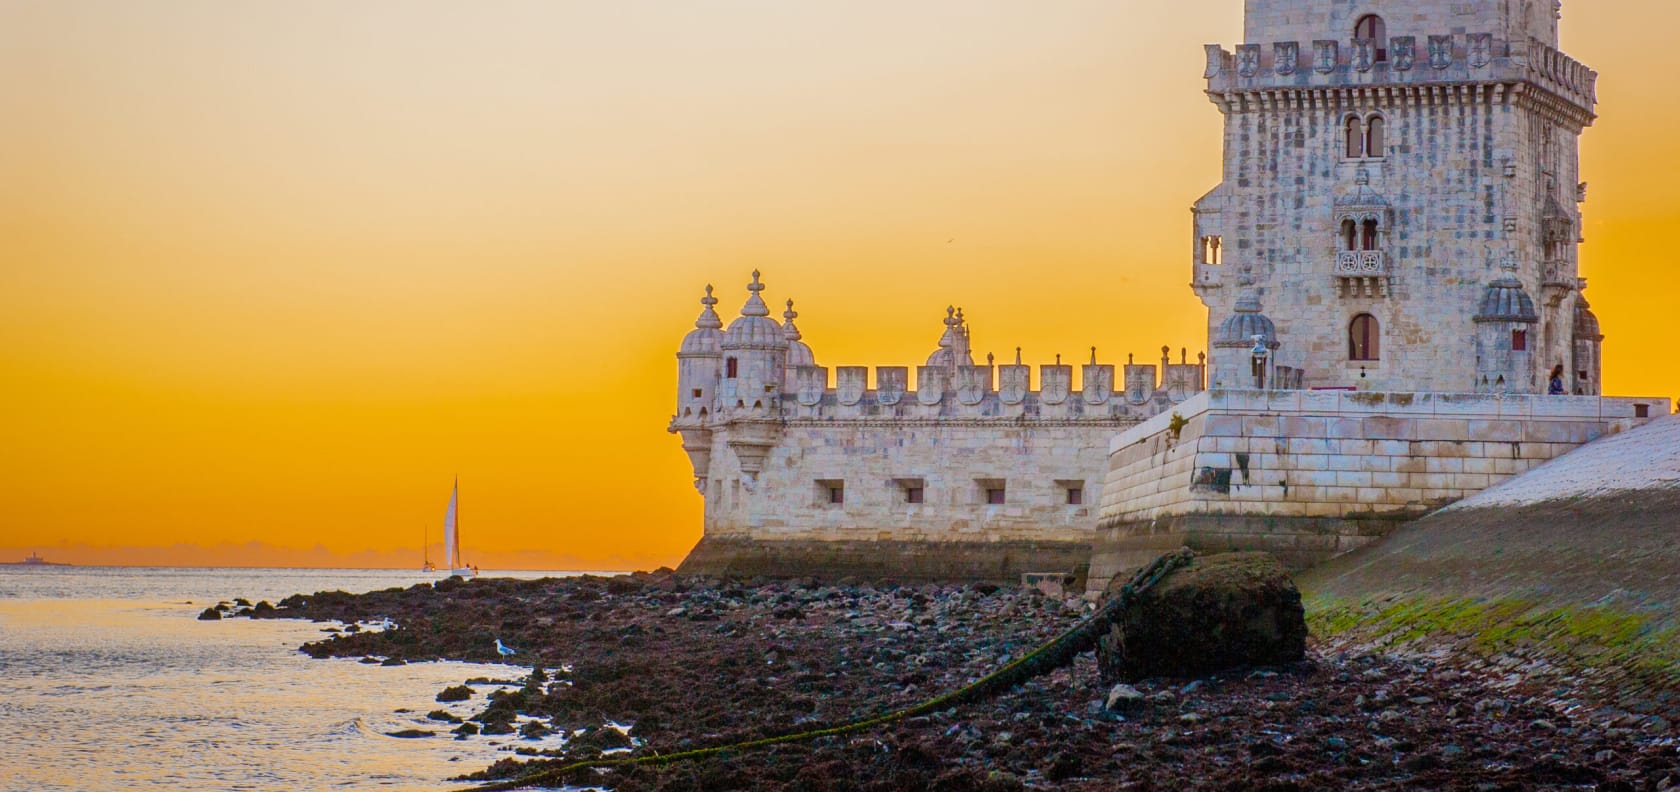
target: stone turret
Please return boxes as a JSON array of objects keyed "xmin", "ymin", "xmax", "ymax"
[
  {"xmin": 1572, "ymin": 291, "xmax": 1603, "ymax": 395},
  {"xmin": 673, "ymin": 285, "xmax": 724, "ymax": 488},
  {"xmin": 1209, "ymin": 276, "xmax": 1279, "ymax": 389},
  {"xmin": 782, "ymin": 299, "xmax": 815, "ymax": 393},
  {"xmin": 719, "ymin": 271, "xmax": 786, "ymax": 481},
  {"xmin": 1473, "ymin": 260, "xmax": 1540, "ymax": 393}
]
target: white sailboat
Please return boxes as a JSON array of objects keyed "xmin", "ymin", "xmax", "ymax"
[{"xmin": 442, "ymin": 478, "xmax": 478, "ymax": 577}]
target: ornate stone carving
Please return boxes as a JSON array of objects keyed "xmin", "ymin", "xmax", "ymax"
[
  {"xmin": 1041, "ymin": 366, "xmax": 1071, "ymax": 405},
  {"xmin": 1204, "ymin": 44, "xmax": 1226, "ymax": 79},
  {"xmin": 1083, "ymin": 364, "xmax": 1114, "ymax": 405},
  {"xmin": 1352, "ymin": 38, "xmax": 1375, "ymax": 72},
  {"xmin": 998, "ymin": 365, "xmax": 1028, "ymax": 406},
  {"xmin": 1469, "ymin": 33, "xmax": 1492, "ymax": 68},
  {"xmin": 1313, "ymin": 40, "xmax": 1338, "ymax": 74},
  {"xmin": 876, "ymin": 366, "xmax": 906, "ymax": 406},
  {"xmin": 1391, "ymin": 37, "xmax": 1415, "ymax": 71},
  {"xmin": 1236, "ymin": 44, "xmax": 1260, "ymax": 77},
  {"xmin": 1273, "ymin": 42, "xmax": 1298, "ymax": 75},
  {"xmin": 1429, "ymin": 35, "xmax": 1454, "ymax": 70},
  {"xmin": 956, "ymin": 366, "xmax": 989, "ymax": 406}
]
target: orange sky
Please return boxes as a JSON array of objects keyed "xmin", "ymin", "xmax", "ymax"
[{"xmin": 3, "ymin": 1, "xmax": 1677, "ymax": 569}]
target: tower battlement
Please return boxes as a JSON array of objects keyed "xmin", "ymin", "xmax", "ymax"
[{"xmin": 1204, "ymin": 33, "xmax": 1595, "ymax": 121}]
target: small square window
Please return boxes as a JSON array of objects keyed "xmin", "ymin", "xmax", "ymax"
[
  {"xmin": 815, "ymin": 479, "xmax": 845, "ymax": 506},
  {"xmin": 1512, "ymin": 329, "xmax": 1528, "ymax": 351},
  {"xmin": 1635, "ymin": 404, "xmax": 1650, "ymax": 418},
  {"xmin": 986, "ymin": 488, "xmax": 1006, "ymax": 505},
  {"xmin": 1066, "ymin": 488, "xmax": 1083, "ymax": 506},
  {"xmin": 906, "ymin": 487, "xmax": 924, "ymax": 504},
  {"xmin": 691, "ymin": 389, "xmax": 703, "ymax": 398}
]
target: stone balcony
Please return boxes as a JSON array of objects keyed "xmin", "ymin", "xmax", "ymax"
[{"xmin": 1334, "ymin": 251, "xmax": 1389, "ymax": 298}]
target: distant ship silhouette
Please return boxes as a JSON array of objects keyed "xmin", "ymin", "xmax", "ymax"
[{"xmin": 6, "ymin": 551, "xmax": 70, "ymax": 567}]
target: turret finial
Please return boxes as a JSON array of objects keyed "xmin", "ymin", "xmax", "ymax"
[
  {"xmin": 987, "ymin": 352, "xmax": 994, "ymax": 366},
  {"xmin": 1015, "ymin": 347, "xmax": 1022, "ymax": 365},
  {"xmin": 694, "ymin": 284, "xmax": 723, "ymax": 330},
  {"xmin": 740, "ymin": 271, "xmax": 770, "ymax": 317},
  {"xmin": 782, "ymin": 299, "xmax": 802, "ymax": 342},
  {"xmin": 1090, "ymin": 346, "xmax": 1097, "ymax": 365}
]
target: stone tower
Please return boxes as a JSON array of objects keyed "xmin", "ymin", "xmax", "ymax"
[{"xmin": 1193, "ymin": 0, "xmax": 1603, "ymax": 393}]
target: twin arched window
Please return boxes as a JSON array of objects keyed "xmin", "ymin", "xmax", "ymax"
[
  {"xmin": 1345, "ymin": 114, "xmax": 1386, "ymax": 159},
  {"xmin": 1341, "ymin": 218, "xmax": 1380, "ymax": 251},
  {"xmin": 1349, "ymin": 314, "xmax": 1380, "ymax": 361}
]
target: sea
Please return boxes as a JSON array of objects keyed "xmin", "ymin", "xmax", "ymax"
[{"xmin": 0, "ymin": 565, "xmax": 595, "ymax": 791}]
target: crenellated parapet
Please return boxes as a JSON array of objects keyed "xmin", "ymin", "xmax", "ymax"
[
  {"xmin": 1204, "ymin": 31, "xmax": 1595, "ymax": 125},
  {"xmin": 777, "ymin": 359, "xmax": 1202, "ymax": 424},
  {"xmin": 671, "ymin": 274, "xmax": 1206, "ymax": 488}
]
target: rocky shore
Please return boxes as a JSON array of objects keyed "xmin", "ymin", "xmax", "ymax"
[{"xmin": 244, "ymin": 570, "xmax": 1680, "ymax": 790}]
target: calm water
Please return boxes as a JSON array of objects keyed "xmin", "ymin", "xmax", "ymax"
[{"xmin": 0, "ymin": 566, "xmax": 590, "ymax": 791}]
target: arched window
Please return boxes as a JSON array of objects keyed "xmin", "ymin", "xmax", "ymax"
[
  {"xmin": 1360, "ymin": 219, "xmax": 1379, "ymax": 251},
  {"xmin": 1355, "ymin": 15, "xmax": 1388, "ymax": 61},
  {"xmin": 1342, "ymin": 219, "xmax": 1358, "ymax": 251},
  {"xmin": 1345, "ymin": 116, "xmax": 1364, "ymax": 158},
  {"xmin": 1349, "ymin": 314, "xmax": 1380, "ymax": 361},
  {"xmin": 1365, "ymin": 115, "xmax": 1385, "ymax": 157},
  {"xmin": 725, "ymin": 357, "xmax": 738, "ymax": 378}
]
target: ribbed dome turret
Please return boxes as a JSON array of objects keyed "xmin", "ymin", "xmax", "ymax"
[
  {"xmin": 925, "ymin": 306, "xmax": 973, "ymax": 368},
  {"xmin": 679, "ymin": 285, "xmax": 725, "ymax": 357},
  {"xmin": 1214, "ymin": 280, "xmax": 1278, "ymax": 347},
  {"xmin": 1474, "ymin": 271, "xmax": 1539, "ymax": 323},
  {"xmin": 782, "ymin": 299, "xmax": 814, "ymax": 367},
  {"xmin": 721, "ymin": 271, "xmax": 786, "ymax": 351},
  {"xmin": 1573, "ymin": 296, "xmax": 1602, "ymax": 339}
]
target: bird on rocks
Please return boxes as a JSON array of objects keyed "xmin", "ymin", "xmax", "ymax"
[{"xmin": 495, "ymin": 638, "xmax": 517, "ymax": 657}]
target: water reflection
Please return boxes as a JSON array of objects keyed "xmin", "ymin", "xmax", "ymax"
[{"xmin": 0, "ymin": 568, "xmax": 590, "ymax": 791}]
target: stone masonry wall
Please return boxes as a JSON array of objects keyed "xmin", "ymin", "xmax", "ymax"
[
  {"xmin": 702, "ymin": 420, "xmax": 1126, "ymax": 547},
  {"xmin": 1089, "ymin": 389, "xmax": 1668, "ymax": 591}
]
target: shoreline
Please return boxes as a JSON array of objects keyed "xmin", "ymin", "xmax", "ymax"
[{"xmin": 248, "ymin": 569, "xmax": 1680, "ymax": 790}]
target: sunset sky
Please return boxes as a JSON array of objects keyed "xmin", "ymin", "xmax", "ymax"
[{"xmin": 3, "ymin": 1, "xmax": 1677, "ymax": 569}]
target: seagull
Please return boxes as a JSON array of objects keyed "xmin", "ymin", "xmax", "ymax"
[{"xmin": 495, "ymin": 638, "xmax": 517, "ymax": 657}]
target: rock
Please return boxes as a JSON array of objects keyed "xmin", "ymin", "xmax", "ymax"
[
  {"xmin": 385, "ymin": 729, "xmax": 434, "ymax": 738},
  {"xmin": 427, "ymin": 710, "xmax": 463, "ymax": 723},
  {"xmin": 197, "ymin": 608, "xmax": 222, "ymax": 620},
  {"xmin": 1097, "ymin": 552, "xmax": 1307, "ymax": 683},
  {"xmin": 436, "ymin": 685, "xmax": 474, "ymax": 702},
  {"xmin": 380, "ymin": 657, "xmax": 407, "ymax": 666},
  {"xmin": 452, "ymin": 722, "xmax": 479, "ymax": 736},
  {"xmin": 664, "ymin": 607, "xmax": 687, "ymax": 618},
  {"xmin": 1105, "ymin": 683, "xmax": 1148, "ymax": 713},
  {"xmin": 1042, "ymin": 751, "xmax": 1083, "ymax": 782}
]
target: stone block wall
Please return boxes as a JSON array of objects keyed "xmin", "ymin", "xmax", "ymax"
[{"xmin": 1089, "ymin": 389, "xmax": 1670, "ymax": 591}]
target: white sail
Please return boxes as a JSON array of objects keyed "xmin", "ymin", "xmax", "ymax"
[{"xmin": 443, "ymin": 480, "xmax": 460, "ymax": 570}]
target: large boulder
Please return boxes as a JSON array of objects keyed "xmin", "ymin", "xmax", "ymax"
[{"xmin": 1098, "ymin": 551, "xmax": 1306, "ymax": 682}]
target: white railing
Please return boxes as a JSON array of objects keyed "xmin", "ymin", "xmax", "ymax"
[{"xmin": 1335, "ymin": 250, "xmax": 1386, "ymax": 275}]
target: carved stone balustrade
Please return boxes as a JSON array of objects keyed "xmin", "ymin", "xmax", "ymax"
[{"xmin": 1334, "ymin": 251, "xmax": 1389, "ymax": 298}]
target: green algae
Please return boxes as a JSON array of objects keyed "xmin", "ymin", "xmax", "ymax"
[{"xmin": 1306, "ymin": 594, "xmax": 1680, "ymax": 693}]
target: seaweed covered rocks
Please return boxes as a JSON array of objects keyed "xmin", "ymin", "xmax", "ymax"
[{"xmin": 1099, "ymin": 551, "xmax": 1307, "ymax": 683}]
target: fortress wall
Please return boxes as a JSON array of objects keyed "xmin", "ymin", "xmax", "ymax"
[
  {"xmin": 1089, "ymin": 389, "xmax": 1668, "ymax": 591},
  {"xmin": 702, "ymin": 420, "xmax": 1128, "ymax": 548}
]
